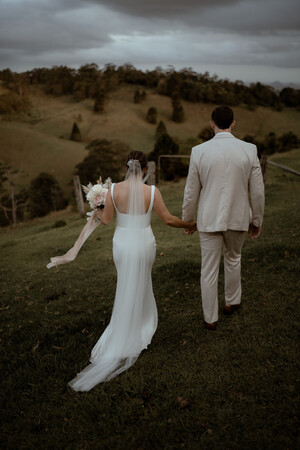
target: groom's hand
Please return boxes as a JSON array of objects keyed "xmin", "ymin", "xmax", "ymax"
[
  {"xmin": 248, "ymin": 223, "xmax": 262, "ymax": 239},
  {"xmin": 184, "ymin": 223, "xmax": 197, "ymax": 235}
]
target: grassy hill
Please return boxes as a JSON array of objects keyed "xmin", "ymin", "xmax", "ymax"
[
  {"xmin": 0, "ymin": 149, "xmax": 299, "ymax": 449},
  {"xmin": 0, "ymin": 84, "xmax": 300, "ymax": 191}
]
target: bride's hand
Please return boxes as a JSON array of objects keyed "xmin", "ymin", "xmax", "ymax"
[{"xmin": 184, "ymin": 222, "xmax": 197, "ymax": 235}]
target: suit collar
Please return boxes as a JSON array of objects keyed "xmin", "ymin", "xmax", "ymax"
[{"xmin": 213, "ymin": 132, "xmax": 235, "ymax": 139}]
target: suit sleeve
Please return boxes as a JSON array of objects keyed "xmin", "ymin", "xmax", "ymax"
[
  {"xmin": 249, "ymin": 146, "xmax": 265, "ymax": 227},
  {"xmin": 182, "ymin": 149, "xmax": 201, "ymax": 221}
]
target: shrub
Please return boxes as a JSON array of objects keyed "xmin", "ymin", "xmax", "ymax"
[
  {"xmin": 0, "ymin": 93, "xmax": 31, "ymax": 114},
  {"xmin": 52, "ymin": 220, "xmax": 66, "ymax": 229},
  {"xmin": 198, "ymin": 126, "xmax": 213, "ymax": 142},
  {"xmin": 28, "ymin": 173, "xmax": 67, "ymax": 218},
  {"xmin": 146, "ymin": 107, "xmax": 157, "ymax": 124},
  {"xmin": 75, "ymin": 139, "xmax": 131, "ymax": 184},
  {"xmin": 171, "ymin": 93, "xmax": 185, "ymax": 123},
  {"xmin": 70, "ymin": 122, "xmax": 81, "ymax": 142},
  {"xmin": 94, "ymin": 89, "xmax": 108, "ymax": 113},
  {"xmin": 148, "ymin": 133, "xmax": 187, "ymax": 180},
  {"xmin": 155, "ymin": 121, "xmax": 167, "ymax": 139},
  {"xmin": 278, "ymin": 132, "xmax": 300, "ymax": 152},
  {"xmin": 133, "ymin": 90, "xmax": 141, "ymax": 103}
]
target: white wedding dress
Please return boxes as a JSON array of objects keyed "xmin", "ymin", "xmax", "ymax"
[{"xmin": 68, "ymin": 172, "xmax": 157, "ymax": 391}]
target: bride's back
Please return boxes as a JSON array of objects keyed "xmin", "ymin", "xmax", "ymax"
[{"xmin": 113, "ymin": 181, "xmax": 152, "ymax": 214}]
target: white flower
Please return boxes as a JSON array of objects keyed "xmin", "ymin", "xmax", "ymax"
[{"xmin": 82, "ymin": 177, "xmax": 112, "ymax": 210}]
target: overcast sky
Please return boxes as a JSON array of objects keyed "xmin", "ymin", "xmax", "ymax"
[{"xmin": 0, "ymin": 0, "xmax": 299, "ymax": 85}]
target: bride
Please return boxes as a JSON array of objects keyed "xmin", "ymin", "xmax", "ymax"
[{"xmin": 68, "ymin": 151, "xmax": 196, "ymax": 391}]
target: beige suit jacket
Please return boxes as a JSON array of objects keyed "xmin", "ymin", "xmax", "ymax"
[{"xmin": 182, "ymin": 132, "xmax": 265, "ymax": 232}]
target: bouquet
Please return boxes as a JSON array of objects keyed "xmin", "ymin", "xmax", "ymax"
[
  {"xmin": 82, "ymin": 177, "xmax": 112, "ymax": 211},
  {"xmin": 47, "ymin": 176, "xmax": 112, "ymax": 269}
]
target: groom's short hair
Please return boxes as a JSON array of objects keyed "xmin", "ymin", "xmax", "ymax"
[{"xmin": 211, "ymin": 106, "xmax": 234, "ymax": 129}]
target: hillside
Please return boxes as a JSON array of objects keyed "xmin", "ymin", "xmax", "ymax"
[
  {"xmin": 0, "ymin": 84, "xmax": 300, "ymax": 191},
  {"xmin": 0, "ymin": 149, "xmax": 298, "ymax": 449}
]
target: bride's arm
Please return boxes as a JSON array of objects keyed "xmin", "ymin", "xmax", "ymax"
[
  {"xmin": 96, "ymin": 189, "xmax": 114, "ymax": 225},
  {"xmin": 153, "ymin": 188, "xmax": 196, "ymax": 230}
]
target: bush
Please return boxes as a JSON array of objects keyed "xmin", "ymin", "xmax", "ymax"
[
  {"xmin": 0, "ymin": 93, "xmax": 31, "ymax": 114},
  {"xmin": 94, "ymin": 89, "xmax": 108, "ymax": 113},
  {"xmin": 198, "ymin": 126, "xmax": 213, "ymax": 142},
  {"xmin": 146, "ymin": 107, "xmax": 158, "ymax": 124},
  {"xmin": 70, "ymin": 122, "xmax": 81, "ymax": 142},
  {"xmin": 278, "ymin": 132, "xmax": 300, "ymax": 152},
  {"xmin": 263, "ymin": 132, "xmax": 279, "ymax": 155},
  {"xmin": 28, "ymin": 173, "xmax": 67, "ymax": 218},
  {"xmin": 148, "ymin": 133, "xmax": 187, "ymax": 180},
  {"xmin": 75, "ymin": 139, "xmax": 132, "ymax": 184},
  {"xmin": 155, "ymin": 121, "xmax": 167, "ymax": 139},
  {"xmin": 52, "ymin": 220, "xmax": 66, "ymax": 229},
  {"xmin": 171, "ymin": 94, "xmax": 184, "ymax": 123}
]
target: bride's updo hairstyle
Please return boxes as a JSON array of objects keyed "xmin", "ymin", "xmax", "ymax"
[{"xmin": 126, "ymin": 151, "xmax": 148, "ymax": 170}]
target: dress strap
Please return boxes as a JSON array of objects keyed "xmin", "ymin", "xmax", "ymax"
[
  {"xmin": 148, "ymin": 185, "xmax": 155, "ymax": 212},
  {"xmin": 110, "ymin": 183, "xmax": 117, "ymax": 211}
]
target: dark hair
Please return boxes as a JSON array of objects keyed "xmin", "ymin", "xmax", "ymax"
[
  {"xmin": 126, "ymin": 151, "xmax": 148, "ymax": 169},
  {"xmin": 211, "ymin": 106, "xmax": 234, "ymax": 130}
]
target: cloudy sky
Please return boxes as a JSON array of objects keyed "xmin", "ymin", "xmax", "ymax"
[{"xmin": 0, "ymin": 0, "xmax": 299, "ymax": 85}]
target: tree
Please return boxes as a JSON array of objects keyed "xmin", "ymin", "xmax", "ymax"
[
  {"xmin": 133, "ymin": 89, "xmax": 141, "ymax": 103},
  {"xmin": 75, "ymin": 139, "xmax": 132, "ymax": 184},
  {"xmin": 263, "ymin": 132, "xmax": 279, "ymax": 155},
  {"xmin": 44, "ymin": 66, "xmax": 75, "ymax": 96},
  {"xmin": 155, "ymin": 121, "xmax": 167, "ymax": 139},
  {"xmin": 0, "ymin": 164, "xmax": 29, "ymax": 226},
  {"xmin": 198, "ymin": 126, "xmax": 213, "ymax": 142},
  {"xmin": 0, "ymin": 93, "xmax": 31, "ymax": 114},
  {"xmin": 146, "ymin": 107, "xmax": 157, "ymax": 124},
  {"xmin": 148, "ymin": 133, "xmax": 185, "ymax": 180},
  {"xmin": 94, "ymin": 89, "xmax": 108, "ymax": 113},
  {"xmin": 28, "ymin": 173, "xmax": 67, "ymax": 218},
  {"xmin": 279, "ymin": 87, "xmax": 300, "ymax": 107},
  {"xmin": 70, "ymin": 122, "xmax": 81, "ymax": 142},
  {"xmin": 171, "ymin": 93, "xmax": 184, "ymax": 123},
  {"xmin": 278, "ymin": 132, "xmax": 300, "ymax": 152}
]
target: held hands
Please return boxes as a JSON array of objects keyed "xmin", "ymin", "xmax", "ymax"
[
  {"xmin": 184, "ymin": 222, "xmax": 197, "ymax": 235},
  {"xmin": 248, "ymin": 223, "xmax": 262, "ymax": 239}
]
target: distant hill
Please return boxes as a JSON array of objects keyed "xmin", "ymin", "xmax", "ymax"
[{"xmin": 269, "ymin": 81, "xmax": 300, "ymax": 91}]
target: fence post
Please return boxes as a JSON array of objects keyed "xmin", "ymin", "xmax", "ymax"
[
  {"xmin": 73, "ymin": 175, "xmax": 85, "ymax": 217},
  {"xmin": 146, "ymin": 161, "xmax": 156, "ymax": 185}
]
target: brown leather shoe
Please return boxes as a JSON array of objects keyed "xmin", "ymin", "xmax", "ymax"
[
  {"xmin": 203, "ymin": 321, "xmax": 217, "ymax": 331},
  {"xmin": 224, "ymin": 304, "xmax": 241, "ymax": 315}
]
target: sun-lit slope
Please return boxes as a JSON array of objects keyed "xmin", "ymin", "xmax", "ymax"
[
  {"xmin": 0, "ymin": 121, "xmax": 86, "ymax": 191},
  {"xmin": 29, "ymin": 85, "xmax": 300, "ymax": 149}
]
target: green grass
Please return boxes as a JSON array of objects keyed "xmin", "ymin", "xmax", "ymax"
[{"xmin": 0, "ymin": 150, "xmax": 299, "ymax": 449}]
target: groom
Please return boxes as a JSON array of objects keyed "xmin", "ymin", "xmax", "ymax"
[{"xmin": 182, "ymin": 106, "xmax": 264, "ymax": 330}]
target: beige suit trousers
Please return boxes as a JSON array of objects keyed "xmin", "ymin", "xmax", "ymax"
[{"xmin": 199, "ymin": 230, "xmax": 247, "ymax": 324}]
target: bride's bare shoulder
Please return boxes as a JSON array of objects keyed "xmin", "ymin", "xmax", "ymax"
[{"xmin": 113, "ymin": 181, "xmax": 126, "ymax": 191}]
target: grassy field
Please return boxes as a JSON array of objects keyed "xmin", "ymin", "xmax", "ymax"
[
  {"xmin": 0, "ymin": 150, "xmax": 299, "ymax": 449},
  {"xmin": 1, "ymin": 84, "xmax": 300, "ymax": 191}
]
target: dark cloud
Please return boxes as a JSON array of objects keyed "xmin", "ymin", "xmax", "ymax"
[
  {"xmin": 83, "ymin": 0, "xmax": 300, "ymax": 33},
  {"xmin": 0, "ymin": 0, "xmax": 299, "ymax": 83},
  {"xmin": 0, "ymin": 0, "xmax": 112, "ymax": 55},
  {"xmin": 82, "ymin": 0, "xmax": 240, "ymax": 18}
]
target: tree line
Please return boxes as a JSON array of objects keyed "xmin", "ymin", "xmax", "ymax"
[{"xmin": 0, "ymin": 64, "xmax": 299, "ymax": 112}]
